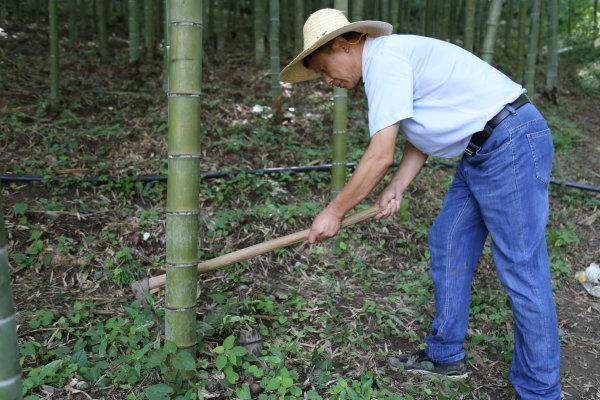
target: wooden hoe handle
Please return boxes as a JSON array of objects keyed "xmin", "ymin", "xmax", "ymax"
[{"xmin": 132, "ymin": 205, "xmax": 380, "ymax": 294}]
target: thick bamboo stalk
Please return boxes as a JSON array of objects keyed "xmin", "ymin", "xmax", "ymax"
[
  {"xmin": 129, "ymin": 0, "xmax": 140, "ymax": 62},
  {"xmin": 525, "ymin": 0, "xmax": 541, "ymax": 95},
  {"xmin": 463, "ymin": 0, "xmax": 475, "ymax": 51},
  {"xmin": 96, "ymin": 0, "xmax": 108, "ymax": 58},
  {"xmin": 254, "ymin": 0, "xmax": 267, "ymax": 65},
  {"xmin": 269, "ymin": 0, "xmax": 280, "ymax": 99},
  {"xmin": 516, "ymin": 0, "xmax": 526, "ymax": 82},
  {"xmin": 49, "ymin": 0, "xmax": 59, "ymax": 112},
  {"xmin": 380, "ymin": 0, "xmax": 389, "ymax": 21},
  {"xmin": 163, "ymin": 0, "xmax": 170, "ymax": 91},
  {"xmin": 545, "ymin": 0, "xmax": 558, "ymax": 98},
  {"xmin": 141, "ymin": 205, "xmax": 380, "ymax": 291},
  {"xmin": 0, "ymin": 191, "xmax": 23, "ymax": 400},
  {"xmin": 480, "ymin": 0, "xmax": 503, "ymax": 64},
  {"xmin": 331, "ymin": 1, "xmax": 348, "ymax": 197},
  {"xmin": 165, "ymin": 0, "xmax": 202, "ymax": 349}
]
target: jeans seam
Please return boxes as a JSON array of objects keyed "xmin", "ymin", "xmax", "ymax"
[{"xmin": 437, "ymin": 192, "xmax": 473, "ymax": 340}]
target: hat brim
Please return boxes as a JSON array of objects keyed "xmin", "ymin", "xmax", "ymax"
[{"xmin": 280, "ymin": 20, "xmax": 393, "ymax": 84}]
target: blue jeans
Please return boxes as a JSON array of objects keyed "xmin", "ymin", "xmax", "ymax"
[{"xmin": 424, "ymin": 103, "xmax": 561, "ymax": 400}]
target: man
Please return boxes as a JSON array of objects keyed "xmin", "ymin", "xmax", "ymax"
[{"xmin": 280, "ymin": 8, "xmax": 560, "ymax": 400}]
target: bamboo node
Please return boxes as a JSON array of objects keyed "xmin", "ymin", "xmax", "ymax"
[
  {"xmin": 167, "ymin": 92, "xmax": 202, "ymax": 98},
  {"xmin": 167, "ymin": 153, "xmax": 201, "ymax": 159},
  {"xmin": 166, "ymin": 210, "xmax": 199, "ymax": 216},
  {"xmin": 170, "ymin": 21, "xmax": 203, "ymax": 28},
  {"xmin": 166, "ymin": 262, "xmax": 198, "ymax": 268}
]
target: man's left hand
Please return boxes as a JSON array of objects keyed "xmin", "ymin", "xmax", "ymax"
[{"xmin": 308, "ymin": 207, "xmax": 343, "ymax": 243}]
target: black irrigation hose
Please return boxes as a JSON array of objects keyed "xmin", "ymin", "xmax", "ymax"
[{"xmin": 1, "ymin": 160, "xmax": 599, "ymax": 193}]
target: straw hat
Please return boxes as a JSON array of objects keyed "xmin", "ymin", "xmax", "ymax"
[{"xmin": 280, "ymin": 8, "xmax": 393, "ymax": 83}]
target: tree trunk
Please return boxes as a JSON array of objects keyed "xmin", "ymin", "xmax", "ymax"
[
  {"xmin": 0, "ymin": 191, "xmax": 23, "ymax": 400},
  {"xmin": 545, "ymin": 0, "xmax": 558, "ymax": 103},
  {"xmin": 525, "ymin": 0, "xmax": 541, "ymax": 95},
  {"xmin": 464, "ymin": 0, "xmax": 475, "ymax": 51},
  {"xmin": 269, "ymin": 0, "xmax": 280, "ymax": 100},
  {"xmin": 49, "ymin": 0, "xmax": 60, "ymax": 112},
  {"xmin": 331, "ymin": 0, "xmax": 348, "ymax": 196},
  {"xmin": 165, "ymin": 0, "xmax": 202, "ymax": 351},
  {"xmin": 481, "ymin": 0, "xmax": 503, "ymax": 63},
  {"xmin": 254, "ymin": 0, "xmax": 267, "ymax": 65},
  {"xmin": 145, "ymin": 0, "xmax": 156, "ymax": 59},
  {"xmin": 351, "ymin": 0, "xmax": 363, "ymax": 21},
  {"xmin": 129, "ymin": 0, "xmax": 140, "ymax": 62},
  {"xmin": 96, "ymin": 0, "xmax": 108, "ymax": 58}
]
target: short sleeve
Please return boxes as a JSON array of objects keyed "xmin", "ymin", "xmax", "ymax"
[{"xmin": 365, "ymin": 48, "xmax": 414, "ymax": 137}]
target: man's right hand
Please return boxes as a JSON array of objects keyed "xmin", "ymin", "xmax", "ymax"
[{"xmin": 376, "ymin": 182, "xmax": 403, "ymax": 220}]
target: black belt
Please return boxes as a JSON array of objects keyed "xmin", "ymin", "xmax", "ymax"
[{"xmin": 463, "ymin": 94, "xmax": 530, "ymax": 157}]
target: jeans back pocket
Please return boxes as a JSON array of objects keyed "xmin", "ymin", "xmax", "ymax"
[{"xmin": 526, "ymin": 129, "xmax": 554, "ymax": 185}]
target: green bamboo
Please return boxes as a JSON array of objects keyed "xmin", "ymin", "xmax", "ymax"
[
  {"xmin": 96, "ymin": 0, "xmax": 108, "ymax": 58},
  {"xmin": 163, "ymin": 0, "xmax": 170, "ymax": 91},
  {"xmin": 295, "ymin": 0, "xmax": 304, "ymax": 53},
  {"xmin": 380, "ymin": 0, "xmax": 389, "ymax": 21},
  {"xmin": 216, "ymin": 0, "xmax": 227, "ymax": 51},
  {"xmin": 594, "ymin": 0, "xmax": 598, "ymax": 40},
  {"xmin": 525, "ymin": 0, "xmax": 541, "ymax": 95},
  {"xmin": 516, "ymin": 0, "xmax": 526, "ymax": 82},
  {"xmin": 129, "ymin": 0, "xmax": 140, "ymax": 62},
  {"xmin": 49, "ymin": 0, "xmax": 59, "ymax": 112},
  {"xmin": 269, "ymin": 0, "xmax": 280, "ymax": 99},
  {"xmin": 545, "ymin": 0, "xmax": 558, "ymax": 96},
  {"xmin": 464, "ymin": 0, "xmax": 475, "ymax": 51},
  {"xmin": 480, "ymin": 0, "xmax": 503, "ymax": 63},
  {"xmin": 0, "ymin": 191, "xmax": 23, "ymax": 400},
  {"xmin": 351, "ymin": 0, "xmax": 363, "ymax": 21},
  {"xmin": 567, "ymin": 0, "xmax": 572, "ymax": 40},
  {"xmin": 442, "ymin": 0, "xmax": 451, "ymax": 40},
  {"xmin": 68, "ymin": 0, "xmax": 78, "ymax": 45},
  {"xmin": 165, "ymin": 0, "xmax": 202, "ymax": 350},
  {"xmin": 145, "ymin": 0, "xmax": 156, "ymax": 59},
  {"xmin": 503, "ymin": 0, "xmax": 513, "ymax": 53},
  {"xmin": 331, "ymin": 0, "xmax": 348, "ymax": 196},
  {"xmin": 390, "ymin": 0, "xmax": 399, "ymax": 32},
  {"xmin": 254, "ymin": 0, "xmax": 267, "ymax": 65}
]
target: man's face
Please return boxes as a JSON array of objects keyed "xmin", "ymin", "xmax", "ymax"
[{"xmin": 306, "ymin": 39, "xmax": 362, "ymax": 89}]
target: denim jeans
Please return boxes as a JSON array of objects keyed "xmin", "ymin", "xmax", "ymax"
[{"xmin": 423, "ymin": 103, "xmax": 561, "ymax": 399}]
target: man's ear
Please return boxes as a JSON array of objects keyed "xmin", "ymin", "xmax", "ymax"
[{"xmin": 332, "ymin": 36, "xmax": 349, "ymax": 52}]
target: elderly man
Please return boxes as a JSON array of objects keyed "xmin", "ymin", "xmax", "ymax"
[{"xmin": 280, "ymin": 8, "xmax": 560, "ymax": 400}]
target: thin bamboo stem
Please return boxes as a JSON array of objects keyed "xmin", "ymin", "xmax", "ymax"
[
  {"xmin": 525, "ymin": 0, "xmax": 541, "ymax": 95},
  {"xmin": 49, "ymin": 0, "xmax": 59, "ymax": 112},
  {"xmin": 96, "ymin": 0, "xmax": 108, "ymax": 58},
  {"xmin": 255, "ymin": 0, "xmax": 267, "ymax": 65},
  {"xmin": 269, "ymin": 0, "xmax": 280, "ymax": 99},
  {"xmin": 129, "ymin": 0, "xmax": 140, "ymax": 62},
  {"xmin": 481, "ymin": 0, "xmax": 503, "ymax": 64},
  {"xmin": 545, "ymin": 0, "xmax": 558, "ymax": 97},
  {"xmin": 464, "ymin": 0, "xmax": 475, "ymax": 51},
  {"xmin": 0, "ymin": 191, "xmax": 23, "ymax": 400}
]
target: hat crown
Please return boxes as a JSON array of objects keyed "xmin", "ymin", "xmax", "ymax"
[{"xmin": 302, "ymin": 8, "xmax": 350, "ymax": 51}]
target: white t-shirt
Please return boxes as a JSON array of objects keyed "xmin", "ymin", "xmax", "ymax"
[{"xmin": 362, "ymin": 35, "xmax": 524, "ymax": 158}]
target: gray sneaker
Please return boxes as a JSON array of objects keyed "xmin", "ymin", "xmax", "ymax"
[{"xmin": 389, "ymin": 350, "xmax": 468, "ymax": 379}]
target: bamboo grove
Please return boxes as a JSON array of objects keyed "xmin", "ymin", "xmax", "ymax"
[{"xmin": 0, "ymin": 0, "xmax": 598, "ymax": 391}]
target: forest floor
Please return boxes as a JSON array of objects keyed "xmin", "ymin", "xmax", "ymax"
[{"xmin": 1, "ymin": 18, "xmax": 599, "ymax": 400}]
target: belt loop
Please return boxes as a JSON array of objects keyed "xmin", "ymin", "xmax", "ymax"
[{"xmin": 506, "ymin": 104, "xmax": 516, "ymax": 114}]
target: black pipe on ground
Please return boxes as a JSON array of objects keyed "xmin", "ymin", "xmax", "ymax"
[{"xmin": 1, "ymin": 161, "xmax": 599, "ymax": 193}]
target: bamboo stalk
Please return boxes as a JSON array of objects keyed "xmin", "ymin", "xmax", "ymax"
[
  {"xmin": 294, "ymin": 0, "xmax": 304, "ymax": 53},
  {"xmin": 0, "ymin": 191, "xmax": 23, "ymax": 400},
  {"xmin": 269, "ymin": 0, "xmax": 280, "ymax": 99},
  {"xmin": 525, "ymin": 0, "xmax": 541, "ymax": 95},
  {"xmin": 254, "ymin": 0, "xmax": 267, "ymax": 65},
  {"xmin": 463, "ymin": 0, "xmax": 475, "ymax": 51},
  {"xmin": 49, "ymin": 0, "xmax": 59, "ymax": 112},
  {"xmin": 139, "ymin": 205, "xmax": 380, "ymax": 291},
  {"xmin": 144, "ymin": 0, "xmax": 156, "ymax": 59},
  {"xmin": 545, "ymin": 0, "xmax": 558, "ymax": 98},
  {"xmin": 516, "ymin": 0, "xmax": 526, "ymax": 82},
  {"xmin": 129, "ymin": 0, "xmax": 140, "ymax": 62},
  {"xmin": 331, "ymin": 0, "xmax": 348, "ymax": 197},
  {"xmin": 480, "ymin": 0, "xmax": 503, "ymax": 64},
  {"xmin": 96, "ymin": 0, "xmax": 108, "ymax": 58},
  {"xmin": 165, "ymin": 0, "xmax": 203, "ymax": 349},
  {"xmin": 351, "ymin": 0, "xmax": 363, "ymax": 21}
]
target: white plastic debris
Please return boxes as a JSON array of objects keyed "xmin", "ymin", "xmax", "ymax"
[
  {"xmin": 0, "ymin": 28, "xmax": 7, "ymax": 38},
  {"xmin": 142, "ymin": 232, "xmax": 151, "ymax": 241},
  {"xmin": 575, "ymin": 262, "xmax": 600, "ymax": 298},
  {"xmin": 251, "ymin": 104, "xmax": 264, "ymax": 113}
]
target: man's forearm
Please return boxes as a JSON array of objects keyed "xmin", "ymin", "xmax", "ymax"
[{"xmin": 389, "ymin": 141, "xmax": 428, "ymax": 192}]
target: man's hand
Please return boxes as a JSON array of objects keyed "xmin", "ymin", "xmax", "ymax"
[
  {"xmin": 376, "ymin": 181, "xmax": 403, "ymax": 220},
  {"xmin": 308, "ymin": 207, "xmax": 343, "ymax": 243}
]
